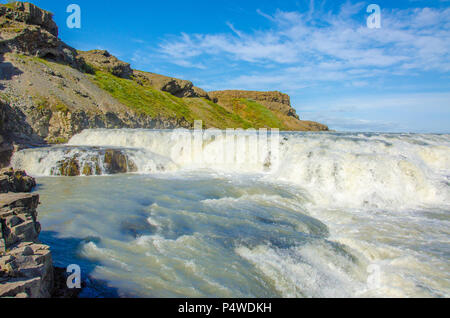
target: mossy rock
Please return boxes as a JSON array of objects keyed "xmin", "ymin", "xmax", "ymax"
[
  {"xmin": 54, "ymin": 158, "xmax": 80, "ymax": 176},
  {"xmin": 82, "ymin": 164, "xmax": 93, "ymax": 176},
  {"xmin": 103, "ymin": 150, "xmax": 137, "ymax": 174}
]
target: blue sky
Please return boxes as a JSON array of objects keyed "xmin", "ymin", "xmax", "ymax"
[{"xmin": 13, "ymin": 0, "xmax": 450, "ymax": 133}]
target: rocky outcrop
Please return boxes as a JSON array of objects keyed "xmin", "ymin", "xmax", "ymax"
[
  {"xmin": 133, "ymin": 70, "xmax": 210, "ymax": 99},
  {"xmin": 0, "ymin": 168, "xmax": 36, "ymax": 193},
  {"xmin": 51, "ymin": 148, "xmax": 137, "ymax": 176},
  {"xmin": 0, "ymin": 2, "xmax": 58, "ymax": 36},
  {"xmin": 0, "ymin": 182, "xmax": 54, "ymax": 298},
  {"xmin": 78, "ymin": 50, "xmax": 210, "ymax": 98},
  {"xmin": 0, "ymin": 99, "xmax": 45, "ymax": 168},
  {"xmin": 0, "ymin": 2, "xmax": 83, "ymax": 69},
  {"xmin": 209, "ymin": 90, "xmax": 329, "ymax": 131},
  {"xmin": 0, "ymin": 241, "xmax": 53, "ymax": 298},
  {"xmin": 209, "ymin": 90, "xmax": 299, "ymax": 119},
  {"xmin": 0, "ymin": 168, "xmax": 83, "ymax": 298},
  {"xmin": 78, "ymin": 50, "xmax": 133, "ymax": 79},
  {"xmin": 103, "ymin": 149, "xmax": 137, "ymax": 174}
]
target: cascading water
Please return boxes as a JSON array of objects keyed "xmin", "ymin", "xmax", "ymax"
[{"xmin": 11, "ymin": 129, "xmax": 450, "ymax": 297}]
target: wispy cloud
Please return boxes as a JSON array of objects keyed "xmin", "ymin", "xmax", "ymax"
[
  {"xmin": 156, "ymin": 4, "xmax": 450, "ymax": 86},
  {"xmin": 143, "ymin": 2, "xmax": 450, "ymax": 132}
]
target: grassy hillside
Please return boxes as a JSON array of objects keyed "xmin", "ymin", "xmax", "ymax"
[
  {"xmin": 91, "ymin": 71, "xmax": 193, "ymax": 119},
  {"xmin": 230, "ymin": 98, "xmax": 286, "ymax": 129},
  {"xmin": 89, "ymin": 70, "xmax": 260, "ymax": 129}
]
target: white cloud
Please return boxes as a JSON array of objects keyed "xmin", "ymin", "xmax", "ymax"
[{"xmin": 155, "ymin": 4, "xmax": 450, "ymax": 78}]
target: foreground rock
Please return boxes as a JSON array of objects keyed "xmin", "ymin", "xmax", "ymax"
[
  {"xmin": 0, "ymin": 168, "xmax": 80, "ymax": 298},
  {"xmin": 0, "ymin": 191, "xmax": 54, "ymax": 298},
  {"xmin": 0, "ymin": 168, "xmax": 36, "ymax": 192}
]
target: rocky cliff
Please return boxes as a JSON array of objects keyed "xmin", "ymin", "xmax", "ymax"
[
  {"xmin": 0, "ymin": 2, "xmax": 328, "ymax": 167},
  {"xmin": 209, "ymin": 90, "xmax": 329, "ymax": 131},
  {"xmin": 0, "ymin": 168, "xmax": 80, "ymax": 298},
  {"xmin": 0, "ymin": 168, "xmax": 52, "ymax": 298}
]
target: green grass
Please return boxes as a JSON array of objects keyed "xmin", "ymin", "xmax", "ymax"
[
  {"xmin": 13, "ymin": 54, "xmax": 52, "ymax": 67},
  {"xmin": 0, "ymin": 92, "xmax": 11, "ymax": 104},
  {"xmin": 32, "ymin": 94, "xmax": 70, "ymax": 114},
  {"xmin": 232, "ymin": 99, "xmax": 286, "ymax": 129},
  {"xmin": 55, "ymin": 103, "xmax": 69, "ymax": 114},
  {"xmin": 90, "ymin": 71, "xmax": 259, "ymax": 129},
  {"xmin": 90, "ymin": 71, "xmax": 193, "ymax": 120},
  {"xmin": 87, "ymin": 70, "xmax": 288, "ymax": 129},
  {"xmin": 48, "ymin": 136, "xmax": 69, "ymax": 144},
  {"xmin": 185, "ymin": 98, "xmax": 252, "ymax": 129},
  {"xmin": 31, "ymin": 95, "xmax": 49, "ymax": 111}
]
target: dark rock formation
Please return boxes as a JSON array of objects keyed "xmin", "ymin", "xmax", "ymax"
[
  {"xmin": 133, "ymin": 70, "xmax": 210, "ymax": 99},
  {"xmin": 0, "ymin": 2, "xmax": 58, "ymax": 36},
  {"xmin": 103, "ymin": 149, "xmax": 137, "ymax": 174},
  {"xmin": 78, "ymin": 50, "xmax": 133, "ymax": 79},
  {"xmin": 0, "ymin": 168, "xmax": 36, "ymax": 193},
  {"xmin": 0, "ymin": 190, "xmax": 54, "ymax": 298},
  {"xmin": 51, "ymin": 148, "xmax": 137, "ymax": 176},
  {"xmin": 0, "ymin": 99, "xmax": 45, "ymax": 168},
  {"xmin": 0, "ymin": 2, "xmax": 86, "ymax": 70},
  {"xmin": 0, "ymin": 168, "xmax": 81, "ymax": 298}
]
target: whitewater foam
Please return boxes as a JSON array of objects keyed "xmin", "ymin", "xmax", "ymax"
[
  {"xmin": 15, "ymin": 129, "xmax": 449, "ymax": 211},
  {"xmin": 11, "ymin": 130, "xmax": 450, "ymax": 298}
]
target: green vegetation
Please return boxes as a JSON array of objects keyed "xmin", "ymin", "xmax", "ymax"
[
  {"xmin": 0, "ymin": 92, "xmax": 11, "ymax": 104},
  {"xmin": 54, "ymin": 103, "xmax": 69, "ymax": 114},
  {"xmin": 32, "ymin": 94, "xmax": 70, "ymax": 114},
  {"xmin": 89, "ymin": 70, "xmax": 288, "ymax": 129},
  {"xmin": 48, "ymin": 136, "xmax": 69, "ymax": 144},
  {"xmin": 80, "ymin": 62, "xmax": 95, "ymax": 74},
  {"xmin": 184, "ymin": 98, "xmax": 252, "ymax": 129},
  {"xmin": 33, "ymin": 95, "xmax": 48, "ymax": 111},
  {"xmin": 13, "ymin": 54, "xmax": 52, "ymax": 67},
  {"xmin": 231, "ymin": 99, "xmax": 286, "ymax": 129},
  {"xmin": 91, "ymin": 71, "xmax": 193, "ymax": 119}
]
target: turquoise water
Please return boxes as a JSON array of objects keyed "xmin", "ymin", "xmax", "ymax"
[{"xmin": 13, "ymin": 131, "xmax": 450, "ymax": 297}]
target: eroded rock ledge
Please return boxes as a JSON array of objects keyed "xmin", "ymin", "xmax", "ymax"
[{"xmin": 0, "ymin": 168, "xmax": 79, "ymax": 298}]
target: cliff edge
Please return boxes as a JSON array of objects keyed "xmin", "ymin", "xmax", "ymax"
[
  {"xmin": 209, "ymin": 90, "xmax": 328, "ymax": 131},
  {"xmin": 0, "ymin": 168, "xmax": 81, "ymax": 298},
  {"xmin": 0, "ymin": 168, "xmax": 52, "ymax": 298}
]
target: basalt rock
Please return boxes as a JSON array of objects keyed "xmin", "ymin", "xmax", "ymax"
[
  {"xmin": 78, "ymin": 50, "xmax": 133, "ymax": 79},
  {"xmin": 0, "ymin": 168, "xmax": 82, "ymax": 298},
  {"xmin": 133, "ymin": 70, "xmax": 210, "ymax": 99},
  {"xmin": 0, "ymin": 190, "xmax": 55, "ymax": 298},
  {"xmin": 103, "ymin": 149, "xmax": 137, "ymax": 174},
  {"xmin": 51, "ymin": 149, "xmax": 137, "ymax": 176},
  {"xmin": 0, "ymin": 168, "xmax": 36, "ymax": 193},
  {"xmin": 0, "ymin": 2, "xmax": 85, "ymax": 70},
  {"xmin": 0, "ymin": 2, "xmax": 58, "ymax": 37},
  {"xmin": 54, "ymin": 156, "xmax": 80, "ymax": 177}
]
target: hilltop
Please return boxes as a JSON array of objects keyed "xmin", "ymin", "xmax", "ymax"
[{"xmin": 0, "ymin": 2, "xmax": 328, "ymax": 166}]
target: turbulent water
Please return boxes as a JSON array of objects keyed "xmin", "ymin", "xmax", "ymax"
[{"xmin": 11, "ymin": 129, "xmax": 450, "ymax": 298}]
